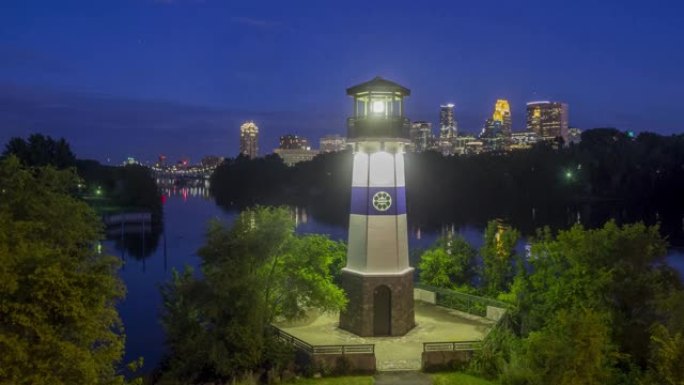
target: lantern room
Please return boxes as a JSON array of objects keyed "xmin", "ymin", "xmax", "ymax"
[{"xmin": 346, "ymin": 76, "xmax": 411, "ymax": 141}]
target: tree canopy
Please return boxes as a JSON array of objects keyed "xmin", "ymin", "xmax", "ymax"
[
  {"xmin": 158, "ymin": 206, "xmax": 347, "ymax": 384},
  {"xmin": 460, "ymin": 221, "xmax": 684, "ymax": 384},
  {"xmin": 418, "ymin": 233, "xmax": 478, "ymax": 291},
  {"xmin": 2, "ymin": 134, "xmax": 75, "ymax": 169},
  {"xmin": 0, "ymin": 156, "xmax": 127, "ymax": 385}
]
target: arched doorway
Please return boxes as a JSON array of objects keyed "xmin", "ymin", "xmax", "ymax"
[{"xmin": 373, "ymin": 285, "xmax": 391, "ymax": 336}]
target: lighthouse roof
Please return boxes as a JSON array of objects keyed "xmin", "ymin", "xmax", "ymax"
[{"xmin": 346, "ymin": 76, "xmax": 410, "ymax": 96}]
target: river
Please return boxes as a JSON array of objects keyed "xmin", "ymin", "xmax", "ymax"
[{"xmin": 107, "ymin": 189, "xmax": 684, "ymax": 374}]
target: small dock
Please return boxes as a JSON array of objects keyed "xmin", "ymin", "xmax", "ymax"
[{"xmin": 103, "ymin": 212, "xmax": 153, "ymax": 236}]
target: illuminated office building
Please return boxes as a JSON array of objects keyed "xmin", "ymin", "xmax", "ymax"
[
  {"xmin": 319, "ymin": 134, "xmax": 348, "ymax": 153},
  {"xmin": 274, "ymin": 134, "xmax": 318, "ymax": 166},
  {"xmin": 526, "ymin": 101, "xmax": 569, "ymax": 142},
  {"xmin": 482, "ymin": 99, "xmax": 512, "ymax": 139},
  {"xmin": 440, "ymin": 104, "xmax": 458, "ymax": 138},
  {"xmin": 453, "ymin": 135, "xmax": 483, "ymax": 155},
  {"xmin": 410, "ymin": 121, "xmax": 433, "ymax": 152},
  {"xmin": 510, "ymin": 131, "xmax": 540, "ymax": 150},
  {"xmin": 438, "ymin": 104, "xmax": 457, "ymax": 155},
  {"xmin": 239, "ymin": 121, "xmax": 259, "ymax": 158},
  {"xmin": 279, "ymin": 134, "xmax": 310, "ymax": 150},
  {"xmin": 480, "ymin": 99, "xmax": 512, "ymax": 151}
]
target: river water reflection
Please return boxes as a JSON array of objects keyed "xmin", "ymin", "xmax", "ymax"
[{"xmin": 108, "ymin": 190, "xmax": 684, "ymax": 373}]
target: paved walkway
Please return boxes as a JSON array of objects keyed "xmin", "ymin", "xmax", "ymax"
[
  {"xmin": 274, "ymin": 300, "xmax": 494, "ymax": 371},
  {"xmin": 374, "ymin": 371, "xmax": 432, "ymax": 385}
]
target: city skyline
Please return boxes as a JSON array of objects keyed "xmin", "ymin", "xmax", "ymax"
[{"xmin": 1, "ymin": 0, "xmax": 683, "ymax": 162}]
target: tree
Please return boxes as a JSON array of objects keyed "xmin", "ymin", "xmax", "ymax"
[
  {"xmin": 517, "ymin": 221, "xmax": 676, "ymax": 365},
  {"xmin": 2, "ymin": 134, "xmax": 75, "ymax": 168},
  {"xmin": 494, "ymin": 220, "xmax": 684, "ymax": 383},
  {"xmin": 112, "ymin": 165, "xmax": 162, "ymax": 213},
  {"xmin": 647, "ymin": 324, "xmax": 684, "ymax": 385},
  {"xmin": 507, "ymin": 308, "xmax": 617, "ymax": 385},
  {"xmin": 419, "ymin": 234, "xmax": 478, "ymax": 290},
  {"xmin": 158, "ymin": 267, "xmax": 264, "ymax": 384},
  {"xmin": 159, "ymin": 206, "xmax": 347, "ymax": 384},
  {"xmin": 0, "ymin": 156, "xmax": 127, "ymax": 385},
  {"xmin": 481, "ymin": 220, "xmax": 520, "ymax": 296}
]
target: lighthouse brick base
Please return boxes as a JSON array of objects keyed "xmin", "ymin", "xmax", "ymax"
[{"xmin": 339, "ymin": 268, "xmax": 415, "ymax": 337}]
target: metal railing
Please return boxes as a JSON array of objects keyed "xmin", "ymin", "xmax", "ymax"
[
  {"xmin": 270, "ymin": 326, "xmax": 374, "ymax": 355},
  {"xmin": 414, "ymin": 283, "xmax": 510, "ymax": 317},
  {"xmin": 271, "ymin": 326, "xmax": 315, "ymax": 354},
  {"xmin": 312, "ymin": 344, "xmax": 374, "ymax": 355},
  {"xmin": 416, "ymin": 285, "xmax": 510, "ymax": 354},
  {"xmin": 423, "ymin": 341, "xmax": 481, "ymax": 352}
]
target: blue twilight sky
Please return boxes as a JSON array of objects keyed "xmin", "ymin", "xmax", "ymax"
[{"xmin": 1, "ymin": 0, "xmax": 683, "ymax": 163}]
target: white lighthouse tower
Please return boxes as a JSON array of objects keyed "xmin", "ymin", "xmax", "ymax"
[{"xmin": 339, "ymin": 77, "xmax": 415, "ymax": 337}]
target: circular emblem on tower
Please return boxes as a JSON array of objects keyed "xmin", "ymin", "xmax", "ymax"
[{"xmin": 372, "ymin": 191, "xmax": 392, "ymax": 212}]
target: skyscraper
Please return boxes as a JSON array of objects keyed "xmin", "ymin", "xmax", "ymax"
[
  {"xmin": 438, "ymin": 104, "xmax": 457, "ymax": 155},
  {"xmin": 483, "ymin": 99, "xmax": 511, "ymax": 137},
  {"xmin": 239, "ymin": 121, "xmax": 259, "ymax": 159},
  {"xmin": 481, "ymin": 100, "xmax": 512, "ymax": 151},
  {"xmin": 410, "ymin": 121, "xmax": 433, "ymax": 152},
  {"xmin": 440, "ymin": 104, "xmax": 458, "ymax": 138},
  {"xmin": 526, "ymin": 101, "xmax": 569, "ymax": 142}
]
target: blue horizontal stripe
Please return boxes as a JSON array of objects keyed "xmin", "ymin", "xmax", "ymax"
[{"xmin": 350, "ymin": 186, "xmax": 406, "ymax": 216}]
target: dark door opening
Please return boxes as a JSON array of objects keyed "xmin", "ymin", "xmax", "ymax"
[{"xmin": 373, "ymin": 285, "xmax": 391, "ymax": 336}]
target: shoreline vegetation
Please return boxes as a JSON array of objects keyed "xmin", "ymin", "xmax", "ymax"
[{"xmin": 2, "ymin": 134, "xmax": 163, "ymax": 225}]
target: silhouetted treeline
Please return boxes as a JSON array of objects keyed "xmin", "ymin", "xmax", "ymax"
[
  {"xmin": 211, "ymin": 151, "xmax": 353, "ymax": 225},
  {"xmin": 211, "ymin": 128, "xmax": 684, "ymax": 245},
  {"xmin": 76, "ymin": 160, "xmax": 162, "ymax": 218},
  {"xmin": 3, "ymin": 134, "xmax": 76, "ymax": 169},
  {"xmin": 3, "ymin": 134, "xmax": 163, "ymax": 258},
  {"xmin": 408, "ymin": 129, "xmax": 684, "ymax": 239}
]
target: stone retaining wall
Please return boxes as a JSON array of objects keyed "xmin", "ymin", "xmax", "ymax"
[
  {"xmin": 311, "ymin": 353, "xmax": 376, "ymax": 374},
  {"xmin": 422, "ymin": 350, "xmax": 475, "ymax": 371}
]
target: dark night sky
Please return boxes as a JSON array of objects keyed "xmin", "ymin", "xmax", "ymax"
[{"xmin": 1, "ymin": 0, "xmax": 683, "ymax": 163}]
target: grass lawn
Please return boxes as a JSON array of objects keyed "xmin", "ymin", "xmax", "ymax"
[
  {"xmin": 431, "ymin": 372, "xmax": 496, "ymax": 385},
  {"xmin": 289, "ymin": 376, "xmax": 374, "ymax": 385}
]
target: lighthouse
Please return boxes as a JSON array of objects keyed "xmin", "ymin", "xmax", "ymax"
[{"xmin": 339, "ymin": 77, "xmax": 415, "ymax": 337}]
